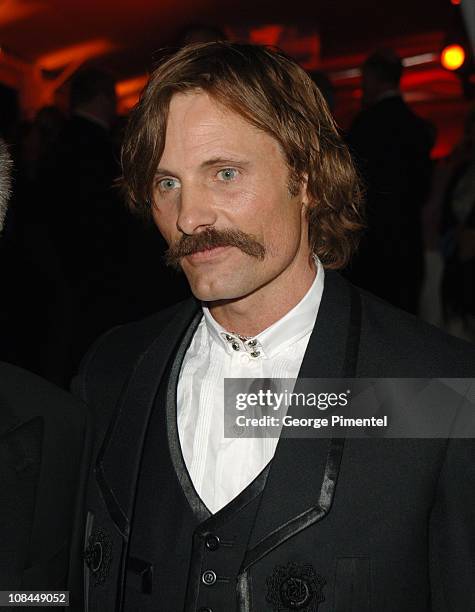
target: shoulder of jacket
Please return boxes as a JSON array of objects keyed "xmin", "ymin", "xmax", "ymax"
[
  {"xmin": 0, "ymin": 361, "xmax": 87, "ymax": 433},
  {"xmin": 72, "ymin": 298, "xmax": 195, "ymax": 409},
  {"xmin": 357, "ymin": 289, "xmax": 475, "ymax": 376}
]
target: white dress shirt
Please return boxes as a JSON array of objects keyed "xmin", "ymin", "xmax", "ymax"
[{"xmin": 177, "ymin": 260, "xmax": 325, "ymax": 513}]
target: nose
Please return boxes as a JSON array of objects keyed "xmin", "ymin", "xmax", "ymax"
[{"xmin": 176, "ymin": 185, "xmax": 218, "ymax": 235}]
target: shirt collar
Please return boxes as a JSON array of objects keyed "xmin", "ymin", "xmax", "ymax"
[{"xmin": 202, "ymin": 258, "xmax": 324, "ymax": 359}]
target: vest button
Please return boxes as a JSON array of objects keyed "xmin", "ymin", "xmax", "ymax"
[
  {"xmin": 201, "ymin": 570, "xmax": 217, "ymax": 586},
  {"xmin": 205, "ymin": 534, "xmax": 220, "ymax": 551},
  {"xmin": 198, "ymin": 608, "xmax": 213, "ymax": 612}
]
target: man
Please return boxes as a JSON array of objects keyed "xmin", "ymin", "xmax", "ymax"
[
  {"xmin": 346, "ymin": 49, "xmax": 435, "ymax": 314},
  {"xmin": 48, "ymin": 68, "xmax": 128, "ymax": 380},
  {"xmin": 74, "ymin": 43, "xmax": 475, "ymax": 611},
  {"xmin": 0, "ymin": 138, "xmax": 88, "ymax": 593}
]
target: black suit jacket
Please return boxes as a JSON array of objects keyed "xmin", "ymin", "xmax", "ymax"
[
  {"xmin": 0, "ymin": 362, "xmax": 88, "ymax": 591},
  {"xmin": 72, "ymin": 271, "xmax": 475, "ymax": 611}
]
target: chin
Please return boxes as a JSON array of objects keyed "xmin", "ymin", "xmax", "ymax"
[
  {"xmin": 187, "ymin": 277, "xmax": 246, "ymax": 303},
  {"xmin": 190, "ymin": 286, "xmax": 234, "ymax": 302}
]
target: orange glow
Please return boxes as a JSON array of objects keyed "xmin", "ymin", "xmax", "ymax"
[
  {"xmin": 0, "ymin": 0, "xmax": 45, "ymax": 27},
  {"xmin": 441, "ymin": 44, "xmax": 465, "ymax": 70},
  {"xmin": 116, "ymin": 75, "xmax": 148, "ymax": 98},
  {"xmin": 37, "ymin": 39, "xmax": 116, "ymax": 70},
  {"xmin": 118, "ymin": 93, "xmax": 140, "ymax": 115}
]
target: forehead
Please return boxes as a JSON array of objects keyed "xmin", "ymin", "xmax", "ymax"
[{"xmin": 160, "ymin": 90, "xmax": 285, "ymax": 167}]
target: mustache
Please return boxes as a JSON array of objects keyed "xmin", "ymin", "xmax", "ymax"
[{"xmin": 165, "ymin": 228, "xmax": 266, "ymax": 269}]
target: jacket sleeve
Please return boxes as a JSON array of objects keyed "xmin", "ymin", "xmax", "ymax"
[{"xmin": 429, "ymin": 437, "xmax": 475, "ymax": 611}]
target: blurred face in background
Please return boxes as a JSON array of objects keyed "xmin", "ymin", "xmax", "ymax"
[{"xmin": 151, "ymin": 90, "xmax": 313, "ymax": 307}]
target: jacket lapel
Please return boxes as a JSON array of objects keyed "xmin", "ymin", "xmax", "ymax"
[
  {"xmin": 95, "ymin": 298, "xmax": 201, "ymax": 538},
  {"xmin": 243, "ymin": 272, "xmax": 361, "ymax": 570}
]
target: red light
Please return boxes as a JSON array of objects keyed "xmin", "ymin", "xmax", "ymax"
[
  {"xmin": 450, "ymin": 0, "xmax": 461, "ymax": 5},
  {"xmin": 249, "ymin": 25, "xmax": 283, "ymax": 46},
  {"xmin": 441, "ymin": 44, "xmax": 465, "ymax": 70}
]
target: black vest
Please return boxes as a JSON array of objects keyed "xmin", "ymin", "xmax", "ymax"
[{"xmin": 123, "ymin": 317, "xmax": 270, "ymax": 612}]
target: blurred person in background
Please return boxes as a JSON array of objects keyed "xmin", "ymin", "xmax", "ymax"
[
  {"xmin": 0, "ymin": 107, "xmax": 66, "ymax": 382},
  {"xmin": 22, "ymin": 106, "xmax": 66, "ymax": 186},
  {"xmin": 347, "ymin": 48, "xmax": 435, "ymax": 314},
  {"xmin": 0, "ymin": 137, "xmax": 87, "ymax": 594},
  {"xmin": 440, "ymin": 106, "xmax": 475, "ymax": 340},
  {"xmin": 49, "ymin": 67, "xmax": 131, "ymax": 381}
]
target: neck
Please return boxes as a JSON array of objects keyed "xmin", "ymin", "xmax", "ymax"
[{"xmin": 207, "ymin": 255, "xmax": 317, "ymax": 337}]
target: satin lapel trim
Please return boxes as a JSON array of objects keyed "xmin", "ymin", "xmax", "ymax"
[
  {"xmin": 242, "ymin": 274, "xmax": 361, "ymax": 569},
  {"xmin": 241, "ymin": 437, "xmax": 345, "ymax": 571},
  {"xmin": 95, "ymin": 299, "xmax": 200, "ymax": 538},
  {"xmin": 165, "ymin": 314, "xmax": 212, "ymax": 523},
  {"xmin": 166, "ymin": 329, "xmax": 272, "ymax": 523}
]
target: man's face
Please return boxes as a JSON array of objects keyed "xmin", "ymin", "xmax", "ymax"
[{"xmin": 152, "ymin": 91, "xmax": 312, "ymax": 304}]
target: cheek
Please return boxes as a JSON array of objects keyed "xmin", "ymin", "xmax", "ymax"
[
  {"xmin": 265, "ymin": 201, "xmax": 304, "ymax": 253},
  {"xmin": 219, "ymin": 187, "xmax": 260, "ymax": 219},
  {"xmin": 152, "ymin": 209, "xmax": 176, "ymax": 244},
  {"xmin": 265, "ymin": 196, "xmax": 301, "ymax": 231}
]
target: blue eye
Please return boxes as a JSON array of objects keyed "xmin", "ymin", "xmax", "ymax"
[
  {"xmin": 158, "ymin": 177, "xmax": 180, "ymax": 192},
  {"xmin": 217, "ymin": 168, "xmax": 239, "ymax": 181}
]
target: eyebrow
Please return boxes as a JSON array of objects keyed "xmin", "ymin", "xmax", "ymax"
[
  {"xmin": 155, "ymin": 156, "xmax": 250, "ymax": 178},
  {"xmin": 200, "ymin": 156, "xmax": 250, "ymax": 169}
]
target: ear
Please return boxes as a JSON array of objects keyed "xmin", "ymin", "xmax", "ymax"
[{"xmin": 299, "ymin": 173, "xmax": 311, "ymax": 209}]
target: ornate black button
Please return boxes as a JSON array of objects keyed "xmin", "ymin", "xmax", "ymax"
[
  {"xmin": 280, "ymin": 575, "xmax": 311, "ymax": 608},
  {"xmin": 83, "ymin": 527, "xmax": 113, "ymax": 587},
  {"xmin": 88, "ymin": 542, "xmax": 103, "ymax": 573},
  {"xmin": 201, "ymin": 570, "xmax": 217, "ymax": 586},
  {"xmin": 198, "ymin": 607, "xmax": 213, "ymax": 612},
  {"xmin": 205, "ymin": 534, "xmax": 220, "ymax": 551},
  {"xmin": 266, "ymin": 562, "xmax": 326, "ymax": 611}
]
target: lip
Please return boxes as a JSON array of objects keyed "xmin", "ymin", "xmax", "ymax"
[{"xmin": 185, "ymin": 245, "xmax": 233, "ymax": 264}]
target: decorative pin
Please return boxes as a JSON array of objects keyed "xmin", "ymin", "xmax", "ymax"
[
  {"xmin": 83, "ymin": 527, "xmax": 113, "ymax": 586},
  {"xmin": 266, "ymin": 562, "xmax": 326, "ymax": 611},
  {"xmin": 222, "ymin": 331, "xmax": 262, "ymax": 357}
]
